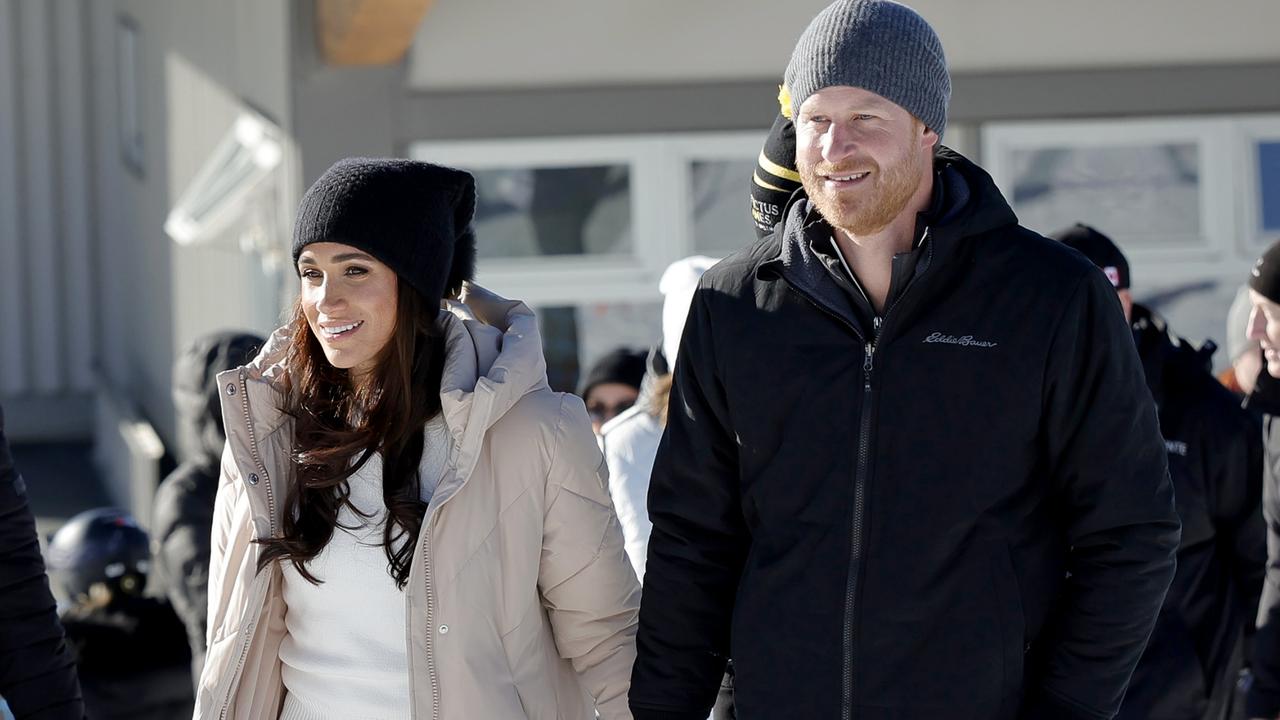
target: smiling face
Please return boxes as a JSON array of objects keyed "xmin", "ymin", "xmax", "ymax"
[
  {"xmin": 1248, "ymin": 289, "xmax": 1280, "ymax": 379},
  {"xmin": 795, "ymin": 85, "xmax": 937, "ymax": 237},
  {"xmin": 297, "ymin": 242, "xmax": 399, "ymax": 378}
]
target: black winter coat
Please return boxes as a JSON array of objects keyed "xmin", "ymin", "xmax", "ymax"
[
  {"xmin": 1116, "ymin": 308, "xmax": 1264, "ymax": 720},
  {"xmin": 630, "ymin": 149, "xmax": 1181, "ymax": 720},
  {"xmin": 0, "ymin": 404, "xmax": 84, "ymax": 719}
]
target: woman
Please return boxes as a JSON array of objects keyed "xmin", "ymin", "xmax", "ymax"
[{"xmin": 194, "ymin": 158, "xmax": 640, "ymax": 720}]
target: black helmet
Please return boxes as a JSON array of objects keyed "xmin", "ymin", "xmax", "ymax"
[{"xmin": 46, "ymin": 508, "xmax": 151, "ymax": 600}]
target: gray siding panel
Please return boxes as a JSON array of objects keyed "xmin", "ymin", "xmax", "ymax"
[
  {"xmin": 54, "ymin": 0, "xmax": 94, "ymax": 392},
  {"xmin": 18, "ymin": 0, "xmax": 63, "ymax": 394},
  {"xmin": 0, "ymin": 0, "xmax": 25, "ymax": 394}
]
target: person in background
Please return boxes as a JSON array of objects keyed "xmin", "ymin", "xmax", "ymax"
[
  {"xmin": 579, "ymin": 347, "xmax": 647, "ymax": 435},
  {"xmin": 1055, "ymin": 224, "xmax": 1265, "ymax": 720},
  {"xmin": 0, "ymin": 402, "xmax": 84, "ymax": 720},
  {"xmin": 1224, "ymin": 286, "xmax": 1264, "ymax": 397},
  {"xmin": 152, "ymin": 330, "xmax": 263, "ymax": 685},
  {"xmin": 1242, "ymin": 239, "xmax": 1280, "ymax": 720},
  {"xmin": 45, "ymin": 508, "xmax": 193, "ymax": 720},
  {"xmin": 630, "ymin": 1, "xmax": 1180, "ymax": 716},
  {"xmin": 600, "ymin": 256, "xmax": 718, "ymax": 581}
]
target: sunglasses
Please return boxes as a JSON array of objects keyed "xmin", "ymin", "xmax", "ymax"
[{"xmin": 587, "ymin": 399, "xmax": 636, "ymax": 425}]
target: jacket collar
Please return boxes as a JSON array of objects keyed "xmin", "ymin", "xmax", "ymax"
[{"xmin": 437, "ymin": 282, "xmax": 549, "ymax": 482}]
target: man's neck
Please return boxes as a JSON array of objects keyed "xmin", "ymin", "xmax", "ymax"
[{"xmin": 831, "ymin": 176, "xmax": 934, "ymax": 314}]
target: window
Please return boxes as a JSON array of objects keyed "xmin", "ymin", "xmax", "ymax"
[
  {"xmin": 1261, "ymin": 141, "xmax": 1280, "ymax": 235},
  {"xmin": 983, "ymin": 114, "xmax": 1280, "ymax": 369},
  {"xmin": 411, "ymin": 132, "xmax": 762, "ymax": 390},
  {"xmin": 1240, "ymin": 118, "xmax": 1280, "ymax": 248},
  {"xmin": 982, "ymin": 118, "xmax": 1232, "ymax": 261}
]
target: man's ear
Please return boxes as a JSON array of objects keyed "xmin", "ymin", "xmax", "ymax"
[{"xmin": 920, "ymin": 122, "xmax": 940, "ymax": 150}]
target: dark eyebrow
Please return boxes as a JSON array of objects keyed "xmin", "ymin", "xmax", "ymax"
[
  {"xmin": 297, "ymin": 251, "xmax": 375, "ymax": 266},
  {"xmin": 332, "ymin": 252, "xmax": 375, "ymax": 263}
]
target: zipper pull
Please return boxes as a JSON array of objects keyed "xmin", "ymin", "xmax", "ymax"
[
  {"xmin": 863, "ymin": 341, "xmax": 874, "ymax": 388},
  {"xmin": 872, "ymin": 315, "xmax": 882, "ymax": 337}
]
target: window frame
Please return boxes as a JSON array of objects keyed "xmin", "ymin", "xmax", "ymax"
[
  {"xmin": 409, "ymin": 131, "xmax": 765, "ymax": 306},
  {"xmin": 1236, "ymin": 116, "xmax": 1280, "ymax": 249},
  {"xmin": 980, "ymin": 116, "xmax": 1236, "ymax": 265}
]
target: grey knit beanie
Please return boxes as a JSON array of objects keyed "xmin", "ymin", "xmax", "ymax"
[{"xmin": 783, "ymin": 0, "xmax": 950, "ymax": 138}]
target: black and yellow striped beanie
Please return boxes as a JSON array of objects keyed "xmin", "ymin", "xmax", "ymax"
[{"xmin": 751, "ymin": 113, "xmax": 802, "ymax": 238}]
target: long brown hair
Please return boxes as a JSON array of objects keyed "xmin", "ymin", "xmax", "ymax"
[{"xmin": 256, "ymin": 281, "xmax": 445, "ymax": 589}]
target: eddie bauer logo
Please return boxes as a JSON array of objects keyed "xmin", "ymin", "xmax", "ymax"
[{"xmin": 923, "ymin": 332, "xmax": 999, "ymax": 348}]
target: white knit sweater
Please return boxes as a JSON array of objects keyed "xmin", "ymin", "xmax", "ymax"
[{"xmin": 278, "ymin": 416, "xmax": 450, "ymax": 720}]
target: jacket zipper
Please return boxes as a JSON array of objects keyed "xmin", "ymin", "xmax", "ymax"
[
  {"xmin": 422, "ymin": 522, "xmax": 440, "ymax": 719},
  {"xmin": 216, "ymin": 371, "xmax": 277, "ymax": 720},
  {"xmin": 237, "ymin": 369, "xmax": 276, "ymax": 534},
  {"xmin": 784, "ymin": 227, "xmax": 933, "ymax": 719},
  {"xmin": 841, "ymin": 322, "xmax": 877, "ymax": 719}
]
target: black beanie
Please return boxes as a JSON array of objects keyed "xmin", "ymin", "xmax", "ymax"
[
  {"xmin": 291, "ymin": 158, "xmax": 478, "ymax": 304},
  {"xmin": 1051, "ymin": 224, "xmax": 1130, "ymax": 290},
  {"xmin": 578, "ymin": 348, "xmax": 647, "ymax": 399},
  {"xmin": 752, "ymin": 114, "xmax": 803, "ymax": 239},
  {"xmin": 1252, "ymin": 239, "xmax": 1280, "ymax": 304}
]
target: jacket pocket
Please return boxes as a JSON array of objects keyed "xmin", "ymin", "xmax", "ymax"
[
  {"xmin": 993, "ymin": 543, "xmax": 1026, "ymax": 718},
  {"xmin": 501, "ymin": 601, "xmax": 558, "ymax": 719}
]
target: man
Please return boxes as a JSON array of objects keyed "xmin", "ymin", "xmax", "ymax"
[
  {"xmin": 629, "ymin": 2, "xmax": 1181, "ymax": 718},
  {"xmin": 0, "ymin": 403, "xmax": 84, "ymax": 719},
  {"xmin": 1056, "ymin": 224, "xmax": 1264, "ymax": 720},
  {"xmin": 1245, "ymin": 240, "xmax": 1280, "ymax": 719}
]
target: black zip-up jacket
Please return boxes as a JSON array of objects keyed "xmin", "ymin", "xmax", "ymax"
[
  {"xmin": 0, "ymin": 404, "xmax": 85, "ymax": 719},
  {"xmin": 630, "ymin": 149, "xmax": 1181, "ymax": 720},
  {"xmin": 1115, "ymin": 308, "xmax": 1264, "ymax": 720}
]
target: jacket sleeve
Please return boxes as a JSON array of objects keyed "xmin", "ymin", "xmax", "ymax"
[
  {"xmin": 1022, "ymin": 270, "xmax": 1181, "ymax": 720},
  {"xmin": 0, "ymin": 405, "xmax": 85, "ymax": 720},
  {"xmin": 1248, "ymin": 416, "xmax": 1280, "ymax": 718},
  {"xmin": 539, "ymin": 395, "xmax": 641, "ymax": 720},
  {"xmin": 629, "ymin": 288, "xmax": 750, "ymax": 720}
]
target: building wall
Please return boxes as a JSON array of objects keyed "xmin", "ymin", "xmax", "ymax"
[
  {"xmin": 0, "ymin": 0, "xmax": 98, "ymax": 439},
  {"xmin": 83, "ymin": 0, "xmax": 294, "ymax": 450},
  {"xmin": 405, "ymin": 0, "xmax": 1280, "ymax": 90}
]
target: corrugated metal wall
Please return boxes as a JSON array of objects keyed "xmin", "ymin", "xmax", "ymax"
[{"xmin": 0, "ymin": 0, "xmax": 95, "ymax": 398}]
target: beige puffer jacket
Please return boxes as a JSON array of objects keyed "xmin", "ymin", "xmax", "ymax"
[{"xmin": 193, "ymin": 284, "xmax": 641, "ymax": 720}]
